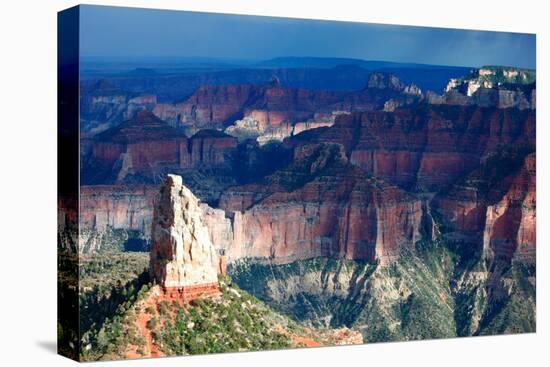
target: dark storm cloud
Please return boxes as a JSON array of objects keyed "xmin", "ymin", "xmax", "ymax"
[{"xmin": 79, "ymin": 5, "xmax": 536, "ymax": 68}]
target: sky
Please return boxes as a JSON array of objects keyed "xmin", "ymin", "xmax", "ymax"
[{"xmin": 78, "ymin": 5, "xmax": 536, "ymax": 69}]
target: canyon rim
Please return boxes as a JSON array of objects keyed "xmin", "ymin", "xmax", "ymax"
[{"xmin": 58, "ymin": 4, "xmax": 536, "ymax": 362}]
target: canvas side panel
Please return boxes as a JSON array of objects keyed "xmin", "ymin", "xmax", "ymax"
[{"xmin": 57, "ymin": 5, "xmax": 80, "ymax": 362}]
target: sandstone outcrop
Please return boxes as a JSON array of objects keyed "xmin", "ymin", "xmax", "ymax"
[
  {"xmin": 436, "ymin": 66, "xmax": 536, "ymax": 110},
  {"xmin": 225, "ymin": 112, "xmax": 339, "ymax": 145},
  {"xmin": 150, "ymin": 175, "xmax": 220, "ymax": 297},
  {"xmin": 445, "ymin": 67, "xmax": 535, "ymax": 94}
]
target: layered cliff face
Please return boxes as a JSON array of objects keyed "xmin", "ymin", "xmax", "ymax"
[
  {"xmin": 285, "ymin": 105, "xmax": 535, "ymax": 191},
  {"xmin": 79, "ymin": 185, "xmax": 157, "ymax": 253},
  {"xmin": 81, "ymin": 104, "xmax": 535, "ymax": 266},
  {"xmin": 181, "ymin": 130, "xmax": 238, "ymax": 168},
  {"xmin": 150, "ymin": 175, "xmax": 220, "ymax": 290},
  {"xmin": 153, "ymin": 83, "xmax": 344, "ymax": 140},
  {"xmin": 83, "ymin": 110, "xmax": 187, "ymax": 184},
  {"xmin": 225, "ymin": 112, "xmax": 339, "ymax": 145},
  {"xmin": 226, "ymin": 143, "xmax": 536, "ymax": 340},
  {"xmin": 80, "ymin": 79, "xmax": 128, "ymax": 136},
  {"xmin": 152, "ymin": 73, "xmax": 423, "ymax": 145},
  {"xmin": 434, "ymin": 148, "xmax": 536, "ymax": 265},
  {"xmin": 81, "ymin": 67, "xmax": 534, "ymax": 144},
  {"xmin": 225, "ymin": 73, "xmax": 424, "ymax": 144},
  {"xmin": 124, "ymin": 95, "xmax": 157, "ymax": 120},
  {"xmin": 203, "ymin": 143, "xmax": 422, "ymax": 265},
  {"xmin": 80, "ymin": 79, "xmax": 158, "ymax": 136},
  {"xmin": 153, "ymin": 84, "xmax": 259, "ymax": 132},
  {"xmin": 82, "ymin": 110, "xmax": 238, "ymax": 185}
]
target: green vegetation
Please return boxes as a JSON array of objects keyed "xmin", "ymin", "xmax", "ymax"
[
  {"xmin": 75, "ymin": 223, "xmax": 535, "ymax": 360},
  {"xmin": 76, "ymin": 250, "xmax": 306, "ymax": 361},
  {"xmin": 78, "ymin": 252, "xmax": 150, "ymax": 361},
  {"xmin": 76, "ymin": 141, "xmax": 535, "ymax": 358},
  {"xmin": 81, "ymin": 283, "xmax": 152, "ymax": 361},
  {"xmin": 229, "ymin": 214, "xmax": 536, "ymax": 342},
  {"xmin": 156, "ymin": 278, "xmax": 292, "ymax": 356},
  {"xmin": 79, "ymin": 251, "xmax": 149, "ymax": 295},
  {"xmin": 477, "ymin": 263, "xmax": 536, "ymax": 335},
  {"xmin": 57, "ymin": 251, "xmax": 80, "ymax": 360},
  {"xmin": 80, "ymin": 227, "xmax": 148, "ymax": 253},
  {"xmin": 80, "ymin": 275, "xmax": 300, "ymax": 361}
]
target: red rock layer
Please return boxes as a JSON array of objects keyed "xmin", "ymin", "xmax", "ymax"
[
  {"xmin": 79, "ymin": 185, "xmax": 157, "ymax": 234},
  {"xmin": 286, "ymin": 106, "xmax": 535, "ymax": 191},
  {"xmin": 435, "ymin": 152, "xmax": 535, "ymax": 264},
  {"xmin": 180, "ymin": 131, "xmax": 238, "ymax": 168},
  {"xmin": 58, "ymin": 195, "xmax": 79, "ymax": 253},
  {"xmin": 161, "ymin": 283, "xmax": 221, "ymax": 303},
  {"xmin": 88, "ymin": 111, "xmax": 188, "ymax": 182},
  {"xmin": 86, "ymin": 111, "xmax": 238, "ymax": 183},
  {"xmin": 91, "ymin": 141, "xmax": 125, "ymax": 163},
  {"xmin": 128, "ymin": 140, "xmax": 181, "ymax": 168},
  {"xmin": 152, "ymin": 78, "xmax": 416, "ymax": 133},
  {"xmin": 153, "ymin": 85, "xmax": 260, "ymax": 129},
  {"xmin": 227, "ymin": 183, "xmax": 421, "ymax": 265},
  {"xmin": 218, "ymin": 143, "xmax": 422, "ymax": 264}
]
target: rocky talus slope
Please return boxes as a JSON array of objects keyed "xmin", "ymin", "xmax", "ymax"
[{"xmin": 229, "ymin": 222, "xmax": 535, "ymax": 341}]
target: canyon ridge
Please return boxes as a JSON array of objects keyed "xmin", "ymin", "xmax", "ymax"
[{"xmin": 60, "ymin": 57, "xmax": 535, "ymax": 360}]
